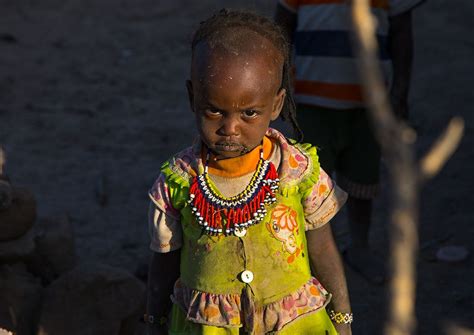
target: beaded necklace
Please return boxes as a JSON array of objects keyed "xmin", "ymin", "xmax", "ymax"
[{"xmin": 188, "ymin": 146, "xmax": 279, "ymax": 236}]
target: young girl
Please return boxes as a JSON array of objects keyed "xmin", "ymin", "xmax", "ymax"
[{"xmin": 145, "ymin": 9, "xmax": 352, "ymax": 335}]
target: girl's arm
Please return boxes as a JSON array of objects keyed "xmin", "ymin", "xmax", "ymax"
[
  {"xmin": 146, "ymin": 250, "xmax": 180, "ymax": 335},
  {"xmin": 306, "ymin": 224, "xmax": 352, "ymax": 335}
]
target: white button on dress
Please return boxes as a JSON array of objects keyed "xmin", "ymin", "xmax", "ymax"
[
  {"xmin": 240, "ymin": 270, "xmax": 254, "ymax": 283},
  {"xmin": 234, "ymin": 228, "xmax": 247, "ymax": 237}
]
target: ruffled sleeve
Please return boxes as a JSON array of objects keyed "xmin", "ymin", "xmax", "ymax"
[
  {"xmin": 148, "ymin": 151, "xmax": 197, "ymax": 253},
  {"xmin": 294, "ymin": 143, "xmax": 347, "ymax": 230},
  {"xmin": 303, "ymin": 168, "xmax": 348, "ymax": 230},
  {"xmin": 148, "ymin": 173, "xmax": 182, "ymax": 253}
]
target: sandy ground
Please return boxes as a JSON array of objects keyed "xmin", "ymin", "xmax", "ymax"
[{"xmin": 0, "ymin": 0, "xmax": 472, "ymax": 334}]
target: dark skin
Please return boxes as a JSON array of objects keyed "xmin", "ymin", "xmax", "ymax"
[
  {"xmin": 275, "ymin": 3, "xmax": 415, "ymax": 285},
  {"xmin": 146, "ymin": 250, "xmax": 180, "ymax": 335},
  {"xmin": 187, "ymin": 39, "xmax": 285, "ymax": 160},
  {"xmin": 146, "ymin": 36, "xmax": 351, "ymax": 334},
  {"xmin": 307, "ymin": 224, "xmax": 352, "ymax": 335}
]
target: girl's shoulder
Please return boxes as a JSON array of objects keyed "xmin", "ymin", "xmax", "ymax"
[
  {"xmin": 149, "ymin": 144, "xmax": 201, "ymax": 210},
  {"xmin": 266, "ymin": 128, "xmax": 320, "ymax": 186},
  {"xmin": 161, "ymin": 144, "xmax": 204, "ymax": 184},
  {"xmin": 165, "ymin": 146, "xmax": 201, "ymax": 178}
]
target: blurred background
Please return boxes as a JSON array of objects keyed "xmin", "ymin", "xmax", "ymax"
[{"xmin": 0, "ymin": 0, "xmax": 472, "ymax": 334}]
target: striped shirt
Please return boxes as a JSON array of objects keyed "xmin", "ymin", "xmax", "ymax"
[{"xmin": 280, "ymin": 0, "xmax": 422, "ymax": 109}]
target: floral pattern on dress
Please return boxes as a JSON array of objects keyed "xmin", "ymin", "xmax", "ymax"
[
  {"xmin": 149, "ymin": 173, "xmax": 179, "ymax": 217},
  {"xmin": 265, "ymin": 128, "xmax": 310, "ymax": 182},
  {"xmin": 301, "ymin": 169, "xmax": 333, "ymax": 217},
  {"xmin": 171, "ymin": 279, "xmax": 242, "ymax": 327},
  {"xmin": 303, "ymin": 170, "xmax": 348, "ymax": 230},
  {"xmin": 171, "ymin": 277, "xmax": 330, "ymax": 332},
  {"xmin": 266, "ymin": 204, "xmax": 303, "ymax": 264},
  {"xmin": 263, "ymin": 277, "xmax": 330, "ymax": 331},
  {"xmin": 169, "ymin": 146, "xmax": 201, "ymax": 178}
]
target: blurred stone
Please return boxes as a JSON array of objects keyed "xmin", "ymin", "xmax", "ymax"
[
  {"xmin": 37, "ymin": 262, "xmax": 146, "ymax": 335},
  {"xmin": 0, "ymin": 228, "xmax": 35, "ymax": 262},
  {"xmin": 28, "ymin": 216, "xmax": 76, "ymax": 284},
  {"xmin": 0, "ymin": 263, "xmax": 43, "ymax": 335},
  {"xmin": 0, "ymin": 187, "xmax": 37, "ymax": 242},
  {"xmin": 436, "ymin": 245, "xmax": 469, "ymax": 263}
]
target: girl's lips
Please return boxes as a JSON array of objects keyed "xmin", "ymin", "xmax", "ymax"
[{"xmin": 214, "ymin": 143, "xmax": 244, "ymax": 152}]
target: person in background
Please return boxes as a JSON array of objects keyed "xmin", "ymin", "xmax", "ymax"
[{"xmin": 275, "ymin": 0, "xmax": 423, "ymax": 284}]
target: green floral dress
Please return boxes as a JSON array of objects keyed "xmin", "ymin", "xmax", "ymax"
[{"xmin": 148, "ymin": 128, "xmax": 347, "ymax": 335}]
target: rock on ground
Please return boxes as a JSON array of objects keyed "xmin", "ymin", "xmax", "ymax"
[
  {"xmin": 0, "ymin": 228, "xmax": 35, "ymax": 262},
  {"xmin": 0, "ymin": 263, "xmax": 43, "ymax": 335},
  {"xmin": 0, "ymin": 187, "xmax": 36, "ymax": 242},
  {"xmin": 28, "ymin": 216, "xmax": 76, "ymax": 285},
  {"xmin": 37, "ymin": 262, "xmax": 146, "ymax": 335}
]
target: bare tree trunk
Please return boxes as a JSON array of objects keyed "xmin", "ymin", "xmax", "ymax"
[{"xmin": 350, "ymin": 1, "xmax": 464, "ymax": 334}]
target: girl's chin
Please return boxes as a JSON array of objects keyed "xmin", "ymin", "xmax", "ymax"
[
  {"xmin": 210, "ymin": 150, "xmax": 246, "ymax": 160},
  {"xmin": 208, "ymin": 144, "xmax": 250, "ymax": 159}
]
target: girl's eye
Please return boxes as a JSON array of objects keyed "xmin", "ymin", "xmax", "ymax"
[
  {"xmin": 242, "ymin": 110, "xmax": 258, "ymax": 118},
  {"xmin": 204, "ymin": 109, "xmax": 222, "ymax": 117}
]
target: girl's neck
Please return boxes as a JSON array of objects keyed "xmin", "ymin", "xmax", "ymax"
[{"xmin": 203, "ymin": 136, "xmax": 273, "ymax": 178}]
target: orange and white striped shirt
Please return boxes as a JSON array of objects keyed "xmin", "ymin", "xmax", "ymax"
[{"xmin": 280, "ymin": 0, "xmax": 422, "ymax": 109}]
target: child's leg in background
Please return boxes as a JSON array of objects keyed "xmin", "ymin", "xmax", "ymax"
[
  {"xmin": 297, "ymin": 105, "xmax": 384, "ymax": 284},
  {"xmin": 335, "ymin": 108, "xmax": 384, "ymax": 284}
]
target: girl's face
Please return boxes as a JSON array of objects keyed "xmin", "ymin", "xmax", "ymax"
[{"xmin": 187, "ymin": 40, "xmax": 285, "ymax": 159}]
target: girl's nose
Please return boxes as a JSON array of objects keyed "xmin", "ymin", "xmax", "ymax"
[{"xmin": 219, "ymin": 115, "xmax": 240, "ymax": 137}]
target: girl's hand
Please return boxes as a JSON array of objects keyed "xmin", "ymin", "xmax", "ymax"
[{"xmin": 334, "ymin": 322, "xmax": 352, "ymax": 335}]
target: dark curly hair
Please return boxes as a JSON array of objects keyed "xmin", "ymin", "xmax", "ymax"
[{"xmin": 191, "ymin": 8, "xmax": 303, "ymax": 142}]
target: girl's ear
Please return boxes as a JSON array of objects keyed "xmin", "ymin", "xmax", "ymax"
[
  {"xmin": 271, "ymin": 88, "xmax": 286, "ymax": 121},
  {"xmin": 186, "ymin": 80, "xmax": 195, "ymax": 113}
]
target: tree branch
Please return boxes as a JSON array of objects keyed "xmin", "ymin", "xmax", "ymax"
[
  {"xmin": 419, "ymin": 117, "xmax": 464, "ymax": 182},
  {"xmin": 350, "ymin": 1, "xmax": 464, "ymax": 334}
]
